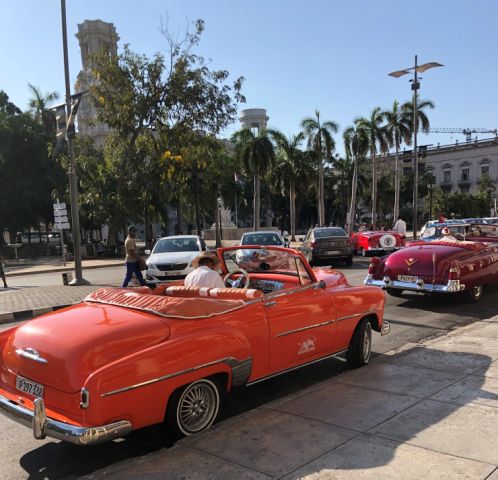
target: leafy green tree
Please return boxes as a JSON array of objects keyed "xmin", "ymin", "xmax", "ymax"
[
  {"xmin": 301, "ymin": 110, "xmax": 338, "ymax": 226},
  {"xmin": 343, "ymin": 119, "xmax": 369, "ymax": 233},
  {"xmin": 383, "ymin": 100, "xmax": 412, "ymax": 221},
  {"xmin": 27, "ymin": 84, "xmax": 59, "ymax": 138},
  {"xmin": 232, "ymin": 128, "xmax": 276, "ymax": 230},
  {"xmin": 356, "ymin": 108, "xmax": 388, "ymax": 226}
]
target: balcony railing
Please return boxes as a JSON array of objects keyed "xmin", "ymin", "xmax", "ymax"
[{"xmin": 458, "ymin": 177, "xmax": 471, "ymax": 186}]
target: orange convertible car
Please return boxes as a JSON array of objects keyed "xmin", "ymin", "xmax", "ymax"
[{"xmin": 0, "ymin": 246, "xmax": 388, "ymax": 445}]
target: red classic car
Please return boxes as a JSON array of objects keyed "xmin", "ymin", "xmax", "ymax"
[
  {"xmin": 0, "ymin": 246, "xmax": 388, "ymax": 445},
  {"xmin": 365, "ymin": 239, "xmax": 498, "ymax": 302},
  {"xmin": 352, "ymin": 230, "xmax": 406, "ymax": 256}
]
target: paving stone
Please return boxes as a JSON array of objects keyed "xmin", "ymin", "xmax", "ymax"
[
  {"xmin": 457, "ymin": 322, "xmax": 498, "ymax": 338},
  {"xmin": 265, "ymin": 382, "xmax": 419, "ymax": 432},
  {"xmin": 477, "ymin": 359, "xmax": 498, "ymax": 379},
  {"xmin": 431, "ymin": 374, "xmax": 498, "ymax": 408},
  {"xmin": 282, "ymin": 434, "xmax": 495, "ymax": 480},
  {"xmin": 370, "ymin": 399, "xmax": 498, "ymax": 465},
  {"xmin": 335, "ymin": 362, "xmax": 465, "ymax": 398},
  {"xmin": 188, "ymin": 409, "xmax": 358, "ymax": 478},
  {"xmin": 82, "ymin": 445, "xmax": 271, "ymax": 480}
]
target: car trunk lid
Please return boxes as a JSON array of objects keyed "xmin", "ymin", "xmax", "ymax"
[{"xmin": 2, "ymin": 303, "xmax": 171, "ymax": 393}]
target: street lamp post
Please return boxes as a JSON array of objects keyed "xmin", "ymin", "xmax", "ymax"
[
  {"xmin": 60, "ymin": 0, "xmax": 89, "ymax": 285},
  {"xmin": 388, "ymin": 56, "xmax": 443, "ymax": 239}
]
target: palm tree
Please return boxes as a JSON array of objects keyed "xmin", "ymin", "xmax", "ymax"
[
  {"xmin": 301, "ymin": 110, "xmax": 339, "ymax": 226},
  {"xmin": 270, "ymin": 131, "xmax": 306, "ymax": 241},
  {"xmin": 231, "ymin": 128, "xmax": 276, "ymax": 230},
  {"xmin": 356, "ymin": 108, "xmax": 388, "ymax": 226},
  {"xmin": 27, "ymin": 84, "xmax": 59, "ymax": 137},
  {"xmin": 343, "ymin": 119, "xmax": 369, "ymax": 234},
  {"xmin": 402, "ymin": 96, "xmax": 435, "ymax": 134},
  {"xmin": 383, "ymin": 100, "xmax": 412, "ymax": 221}
]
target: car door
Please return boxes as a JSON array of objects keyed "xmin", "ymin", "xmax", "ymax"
[{"xmin": 264, "ymin": 274, "xmax": 336, "ymax": 372}]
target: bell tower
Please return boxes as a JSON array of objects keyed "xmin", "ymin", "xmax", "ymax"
[{"xmin": 74, "ymin": 20, "xmax": 119, "ymax": 146}]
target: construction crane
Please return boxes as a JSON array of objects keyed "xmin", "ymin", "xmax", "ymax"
[{"xmin": 426, "ymin": 128, "xmax": 497, "ymax": 142}]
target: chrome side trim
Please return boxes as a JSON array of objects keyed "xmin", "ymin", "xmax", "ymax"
[
  {"xmin": 15, "ymin": 348, "xmax": 48, "ymax": 364},
  {"xmin": 101, "ymin": 356, "xmax": 253, "ymax": 397},
  {"xmin": 336, "ymin": 310, "xmax": 377, "ymax": 323},
  {"xmin": 274, "ymin": 319, "xmax": 335, "ymax": 338},
  {"xmin": 0, "ymin": 395, "xmax": 132, "ymax": 445},
  {"xmin": 246, "ymin": 350, "xmax": 349, "ymax": 386}
]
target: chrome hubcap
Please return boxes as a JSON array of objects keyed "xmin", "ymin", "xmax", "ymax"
[
  {"xmin": 178, "ymin": 381, "xmax": 218, "ymax": 435},
  {"xmin": 363, "ymin": 323, "xmax": 372, "ymax": 362},
  {"xmin": 473, "ymin": 286, "xmax": 483, "ymax": 299}
]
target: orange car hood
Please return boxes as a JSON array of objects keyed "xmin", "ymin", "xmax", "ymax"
[{"xmin": 2, "ymin": 303, "xmax": 170, "ymax": 393}]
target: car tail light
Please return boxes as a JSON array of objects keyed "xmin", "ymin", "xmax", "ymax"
[
  {"xmin": 368, "ymin": 237, "xmax": 377, "ymax": 246},
  {"xmin": 449, "ymin": 264, "xmax": 460, "ymax": 280},
  {"xmin": 368, "ymin": 257, "xmax": 381, "ymax": 275}
]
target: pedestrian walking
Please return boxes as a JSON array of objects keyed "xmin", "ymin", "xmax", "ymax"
[
  {"xmin": 0, "ymin": 256, "xmax": 7, "ymax": 288},
  {"xmin": 122, "ymin": 226, "xmax": 146, "ymax": 287}
]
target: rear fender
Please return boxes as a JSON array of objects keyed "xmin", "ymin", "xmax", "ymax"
[
  {"xmin": 81, "ymin": 326, "xmax": 252, "ymax": 429},
  {"xmin": 0, "ymin": 326, "xmax": 18, "ymax": 358}
]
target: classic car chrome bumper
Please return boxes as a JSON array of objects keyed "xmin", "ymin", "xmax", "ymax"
[
  {"xmin": 364, "ymin": 275, "xmax": 466, "ymax": 293},
  {"xmin": 0, "ymin": 395, "xmax": 132, "ymax": 445}
]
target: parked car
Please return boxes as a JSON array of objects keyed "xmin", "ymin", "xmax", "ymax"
[
  {"xmin": 299, "ymin": 227, "xmax": 353, "ymax": 266},
  {"xmin": 483, "ymin": 217, "xmax": 498, "ymax": 225},
  {"xmin": 416, "ymin": 223, "xmax": 498, "ymax": 243},
  {"xmin": 420, "ymin": 219, "xmax": 463, "ymax": 236},
  {"xmin": 145, "ymin": 235, "xmax": 208, "ymax": 283},
  {"xmin": 351, "ymin": 230, "xmax": 405, "ymax": 256},
  {"xmin": 239, "ymin": 231, "xmax": 288, "ymax": 247},
  {"xmin": 0, "ymin": 245, "xmax": 388, "ymax": 445},
  {"xmin": 365, "ymin": 238, "xmax": 498, "ymax": 302}
]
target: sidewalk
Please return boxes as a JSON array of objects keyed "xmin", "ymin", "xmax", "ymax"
[
  {"xmin": 84, "ymin": 316, "xmax": 498, "ymax": 480},
  {"xmin": 0, "ymin": 258, "xmax": 123, "ymax": 321}
]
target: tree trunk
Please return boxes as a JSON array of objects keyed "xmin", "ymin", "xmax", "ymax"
[
  {"xmin": 371, "ymin": 151, "xmax": 377, "ymax": 226},
  {"xmin": 290, "ymin": 180, "xmax": 296, "ymax": 242},
  {"xmin": 193, "ymin": 162, "xmax": 201, "ymax": 234},
  {"xmin": 347, "ymin": 157, "xmax": 359, "ymax": 235},
  {"xmin": 394, "ymin": 138, "xmax": 400, "ymax": 222},
  {"xmin": 214, "ymin": 198, "xmax": 221, "ymax": 248},
  {"xmin": 254, "ymin": 170, "xmax": 260, "ymax": 231}
]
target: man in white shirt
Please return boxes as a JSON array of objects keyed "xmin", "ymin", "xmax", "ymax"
[
  {"xmin": 392, "ymin": 216, "xmax": 407, "ymax": 237},
  {"xmin": 184, "ymin": 251, "xmax": 225, "ymax": 288}
]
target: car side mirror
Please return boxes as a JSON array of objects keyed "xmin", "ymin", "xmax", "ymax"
[
  {"xmin": 313, "ymin": 280, "xmax": 326, "ymax": 290},
  {"xmin": 145, "ymin": 249, "xmax": 151, "ymax": 255}
]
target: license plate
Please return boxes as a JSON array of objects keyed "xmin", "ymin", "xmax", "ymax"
[
  {"xmin": 325, "ymin": 250, "xmax": 341, "ymax": 255},
  {"xmin": 166, "ymin": 271, "xmax": 182, "ymax": 276},
  {"xmin": 398, "ymin": 275, "xmax": 417, "ymax": 283},
  {"xmin": 16, "ymin": 375, "xmax": 44, "ymax": 398}
]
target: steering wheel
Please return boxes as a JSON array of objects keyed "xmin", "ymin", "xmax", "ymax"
[{"xmin": 224, "ymin": 269, "xmax": 250, "ymax": 289}]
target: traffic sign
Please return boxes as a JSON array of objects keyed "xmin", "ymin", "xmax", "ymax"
[
  {"xmin": 53, "ymin": 202, "xmax": 66, "ymax": 210},
  {"xmin": 54, "ymin": 216, "xmax": 69, "ymax": 223},
  {"xmin": 54, "ymin": 222, "xmax": 71, "ymax": 230},
  {"xmin": 54, "ymin": 210, "xmax": 68, "ymax": 218}
]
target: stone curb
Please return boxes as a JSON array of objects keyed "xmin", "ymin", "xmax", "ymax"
[
  {"xmin": 5, "ymin": 261, "xmax": 123, "ymax": 278},
  {"xmin": 0, "ymin": 304, "xmax": 72, "ymax": 325}
]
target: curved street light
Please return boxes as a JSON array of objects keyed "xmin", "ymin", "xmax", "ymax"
[{"xmin": 388, "ymin": 56, "xmax": 443, "ymax": 239}]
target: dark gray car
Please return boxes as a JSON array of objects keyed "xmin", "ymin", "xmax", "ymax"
[{"xmin": 300, "ymin": 227, "xmax": 353, "ymax": 266}]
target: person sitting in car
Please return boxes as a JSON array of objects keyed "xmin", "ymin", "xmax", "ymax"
[
  {"xmin": 440, "ymin": 227, "xmax": 458, "ymax": 241},
  {"xmin": 184, "ymin": 251, "xmax": 225, "ymax": 288}
]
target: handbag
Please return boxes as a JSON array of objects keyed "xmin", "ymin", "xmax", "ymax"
[{"xmin": 137, "ymin": 256, "xmax": 147, "ymax": 271}]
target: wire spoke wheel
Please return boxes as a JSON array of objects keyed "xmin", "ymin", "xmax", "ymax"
[
  {"xmin": 362, "ymin": 322, "xmax": 372, "ymax": 363},
  {"xmin": 176, "ymin": 379, "xmax": 220, "ymax": 436}
]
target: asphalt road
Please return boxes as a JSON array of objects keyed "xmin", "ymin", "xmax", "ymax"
[{"xmin": 0, "ymin": 260, "xmax": 497, "ymax": 479}]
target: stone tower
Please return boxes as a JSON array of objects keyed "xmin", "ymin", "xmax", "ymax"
[
  {"xmin": 239, "ymin": 108, "xmax": 269, "ymax": 132},
  {"xmin": 74, "ymin": 20, "xmax": 119, "ymax": 146}
]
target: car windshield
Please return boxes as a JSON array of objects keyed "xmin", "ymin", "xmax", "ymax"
[
  {"xmin": 241, "ymin": 233, "xmax": 282, "ymax": 245},
  {"xmin": 223, "ymin": 247, "xmax": 302, "ymax": 277},
  {"xmin": 421, "ymin": 225, "xmax": 466, "ymax": 239},
  {"xmin": 314, "ymin": 228, "xmax": 347, "ymax": 238},
  {"xmin": 153, "ymin": 238, "xmax": 200, "ymax": 253}
]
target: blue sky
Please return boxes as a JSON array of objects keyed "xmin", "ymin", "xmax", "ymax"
[{"xmin": 2, "ymin": 0, "xmax": 498, "ymax": 153}]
